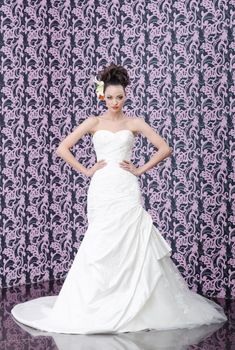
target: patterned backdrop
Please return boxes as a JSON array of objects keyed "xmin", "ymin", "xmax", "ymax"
[{"xmin": 1, "ymin": 0, "xmax": 234, "ymax": 298}]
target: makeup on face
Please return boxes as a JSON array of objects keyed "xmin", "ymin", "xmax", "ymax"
[
  {"xmin": 105, "ymin": 86, "xmax": 126, "ymax": 112},
  {"xmin": 108, "ymin": 96, "xmax": 123, "ymax": 110}
]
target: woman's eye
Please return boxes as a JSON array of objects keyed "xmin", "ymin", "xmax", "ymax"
[{"xmin": 107, "ymin": 96, "xmax": 123, "ymax": 99}]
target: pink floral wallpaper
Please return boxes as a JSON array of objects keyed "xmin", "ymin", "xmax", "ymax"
[{"xmin": 1, "ymin": 0, "xmax": 234, "ymax": 298}]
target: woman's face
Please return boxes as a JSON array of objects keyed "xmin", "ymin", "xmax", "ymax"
[{"xmin": 104, "ymin": 84, "xmax": 126, "ymax": 112}]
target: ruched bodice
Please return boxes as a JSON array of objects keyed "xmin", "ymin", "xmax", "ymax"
[{"xmin": 92, "ymin": 129, "xmax": 134, "ymax": 165}]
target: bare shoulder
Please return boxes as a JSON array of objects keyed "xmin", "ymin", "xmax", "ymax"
[
  {"xmin": 56, "ymin": 116, "xmax": 98, "ymax": 150},
  {"xmin": 131, "ymin": 116, "xmax": 172, "ymax": 151},
  {"xmin": 78, "ymin": 116, "xmax": 100, "ymax": 133},
  {"xmin": 130, "ymin": 116, "xmax": 147, "ymax": 135},
  {"xmin": 86, "ymin": 116, "xmax": 98, "ymax": 125},
  {"xmin": 74, "ymin": 115, "xmax": 98, "ymax": 131}
]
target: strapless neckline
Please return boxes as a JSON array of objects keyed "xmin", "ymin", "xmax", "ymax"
[{"xmin": 92, "ymin": 129, "xmax": 135, "ymax": 138}]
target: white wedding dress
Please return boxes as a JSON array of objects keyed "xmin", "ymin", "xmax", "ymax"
[{"xmin": 11, "ymin": 129, "xmax": 227, "ymax": 334}]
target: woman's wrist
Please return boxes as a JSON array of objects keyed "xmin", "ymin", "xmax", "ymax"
[
  {"xmin": 137, "ymin": 167, "xmax": 145, "ymax": 176},
  {"xmin": 84, "ymin": 168, "xmax": 91, "ymax": 177}
]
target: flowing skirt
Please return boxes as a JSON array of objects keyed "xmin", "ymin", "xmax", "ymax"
[{"xmin": 11, "ymin": 163, "xmax": 227, "ymax": 334}]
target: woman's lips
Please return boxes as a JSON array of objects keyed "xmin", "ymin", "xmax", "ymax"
[{"xmin": 112, "ymin": 106, "xmax": 119, "ymax": 109}]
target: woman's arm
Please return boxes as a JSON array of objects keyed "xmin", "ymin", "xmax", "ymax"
[
  {"xmin": 55, "ymin": 117, "xmax": 96, "ymax": 176},
  {"xmin": 134, "ymin": 117, "xmax": 173, "ymax": 175}
]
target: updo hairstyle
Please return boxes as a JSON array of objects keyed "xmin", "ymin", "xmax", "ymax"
[{"xmin": 98, "ymin": 63, "xmax": 130, "ymax": 95}]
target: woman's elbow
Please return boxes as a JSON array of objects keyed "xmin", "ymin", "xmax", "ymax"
[
  {"xmin": 165, "ymin": 146, "xmax": 173, "ymax": 157},
  {"xmin": 55, "ymin": 144, "xmax": 67, "ymax": 156}
]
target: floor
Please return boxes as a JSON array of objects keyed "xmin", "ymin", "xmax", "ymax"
[{"xmin": 1, "ymin": 279, "xmax": 234, "ymax": 350}]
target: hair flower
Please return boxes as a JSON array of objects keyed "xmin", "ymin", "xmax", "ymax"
[{"xmin": 94, "ymin": 77, "xmax": 105, "ymax": 100}]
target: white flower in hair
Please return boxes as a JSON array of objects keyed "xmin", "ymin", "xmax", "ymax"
[{"xmin": 94, "ymin": 77, "xmax": 105, "ymax": 100}]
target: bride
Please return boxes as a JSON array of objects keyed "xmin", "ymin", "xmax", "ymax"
[
  {"xmin": 11, "ymin": 63, "xmax": 227, "ymax": 334},
  {"xmin": 55, "ymin": 68, "xmax": 172, "ymax": 178}
]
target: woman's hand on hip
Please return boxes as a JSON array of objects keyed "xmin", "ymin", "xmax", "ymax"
[
  {"xmin": 86, "ymin": 160, "xmax": 107, "ymax": 177},
  {"xmin": 119, "ymin": 160, "xmax": 141, "ymax": 176}
]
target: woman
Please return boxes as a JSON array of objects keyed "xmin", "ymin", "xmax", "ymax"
[
  {"xmin": 55, "ymin": 67, "xmax": 172, "ymax": 178},
  {"xmin": 11, "ymin": 63, "xmax": 227, "ymax": 334}
]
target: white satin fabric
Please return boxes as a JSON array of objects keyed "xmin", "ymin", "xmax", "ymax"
[{"xmin": 11, "ymin": 129, "xmax": 227, "ymax": 334}]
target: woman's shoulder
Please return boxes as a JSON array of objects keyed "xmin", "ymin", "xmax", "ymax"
[
  {"xmin": 92, "ymin": 114, "xmax": 143, "ymax": 120},
  {"xmin": 123, "ymin": 116, "xmax": 146, "ymax": 137},
  {"xmin": 88, "ymin": 114, "xmax": 145, "ymax": 123},
  {"xmin": 129, "ymin": 115, "xmax": 145, "ymax": 128},
  {"xmin": 126, "ymin": 115, "xmax": 144, "ymax": 121}
]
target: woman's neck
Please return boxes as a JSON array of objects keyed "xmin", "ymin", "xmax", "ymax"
[{"xmin": 102, "ymin": 111, "xmax": 125, "ymax": 121}]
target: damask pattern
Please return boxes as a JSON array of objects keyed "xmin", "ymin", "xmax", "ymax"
[{"xmin": 1, "ymin": 0, "xmax": 234, "ymax": 298}]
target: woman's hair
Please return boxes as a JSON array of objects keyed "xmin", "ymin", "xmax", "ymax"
[{"xmin": 98, "ymin": 63, "xmax": 130, "ymax": 94}]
